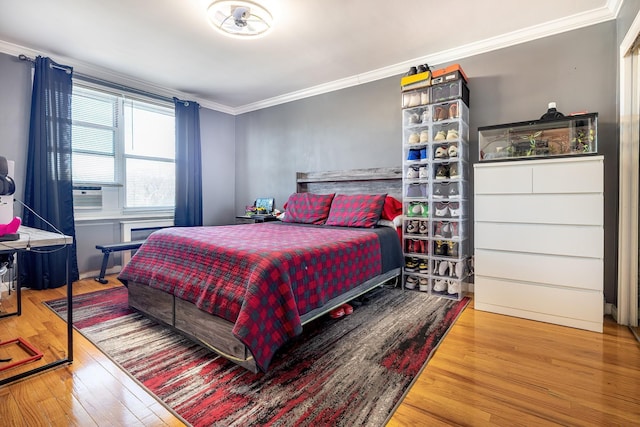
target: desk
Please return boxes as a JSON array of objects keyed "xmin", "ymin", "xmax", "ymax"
[{"xmin": 0, "ymin": 226, "xmax": 73, "ymax": 386}]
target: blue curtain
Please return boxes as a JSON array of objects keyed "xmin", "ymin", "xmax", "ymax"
[
  {"xmin": 18, "ymin": 56, "xmax": 79, "ymax": 289},
  {"xmin": 173, "ymin": 98, "xmax": 203, "ymax": 226}
]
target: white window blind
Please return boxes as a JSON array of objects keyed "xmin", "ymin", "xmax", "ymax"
[{"xmin": 71, "ymin": 84, "xmax": 175, "ymax": 212}]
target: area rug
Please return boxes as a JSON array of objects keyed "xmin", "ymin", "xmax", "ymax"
[{"xmin": 45, "ymin": 285, "xmax": 468, "ymax": 427}]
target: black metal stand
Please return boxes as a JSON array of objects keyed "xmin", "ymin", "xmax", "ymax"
[{"xmin": 0, "ymin": 242, "xmax": 73, "ymax": 386}]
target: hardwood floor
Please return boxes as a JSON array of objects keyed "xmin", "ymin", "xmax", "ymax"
[{"xmin": 0, "ymin": 276, "xmax": 638, "ymax": 426}]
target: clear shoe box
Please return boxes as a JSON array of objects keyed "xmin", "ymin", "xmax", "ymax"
[
  {"xmin": 402, "ymin": 87, "xmax": 430, "ymax": 109},
  {"xmin": 403, "ymin": 126, "xmax": 430, "ymax": 146},
  {"xmin": 431, "ymin": 258, "xmax": 469, "ymax": 281},
  {"xmin": 403, "ymin": 106, "xmax": 431, "ymax": 127},
  {"xmin": 431, "ymin": 180, "xmax": 468, "ymax": 200},
  {"xmin": 404, "ymin": 182, "xmax": 429, "ymax": 199},
  {"xmin": 404, "ymin": 146, "xmax": 429, "ymax": 166},
  {"xmin": 403, "ymin": 218, "xmax": 430, "ymax": 237},
  {"xmin": 403, "ymin": 273, "xmax": 430, "ymax": 292},
  {"xmin": 431, "ymin": 219, "xmax": 467, "ymax": 240},
  {"xmin": 432, "ymin": 118, "xmax": 469, "ymax": 144},
  {"xmin": 431, "ymin": 276, "xmax": 465, "ymax": 300},
  {"xmin": 431, "ymin": 80, "xmax": 470, "ymax": 106},
  {"xmin": 432, "ymin": 200, "xmax": 467, "ymax": 219},
  {"xmin": 432, "ymin": 140, "xmax": 468, "ymax": 163},
  {"xmin": 404, "ymin": 165, "xmax": 428, "ymax": 184},
  {"xmin": 432, "ymin": 160, "xmax": 468, "ymax": 182},
  {"xmin": 404, "ymin": 201, "xmax": 430, "ymax": 218},
  {"xmin": 404, "ymin": 237, "xmax": 429, "ymax": 256},
  {"xmin": 432, "ymin": 99, "xmax": 469, "ymax": 125},
  {"xmin": 431, "ymin": 238, "xmax": 469, "ymax": 259}
]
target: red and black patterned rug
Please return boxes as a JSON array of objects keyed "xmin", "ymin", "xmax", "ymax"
[{"xmin": 45, "ymin": 285, "xmax": 468, "ymax": 426}]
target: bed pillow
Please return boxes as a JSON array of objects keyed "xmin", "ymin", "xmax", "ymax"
[
  {"xmin": 381, "ymin": 195, "xmax": 403, "ymax": 221},
  {"xmin": 281, "ymin": 192, "xmax": 335, "ymax": 224},
  {"xmin": 325, "ymin": 193, "xmax": 387, "ymax": 228}
]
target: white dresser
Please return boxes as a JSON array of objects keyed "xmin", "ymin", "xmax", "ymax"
[{"xmin": 473, "ymin": 156, "xmax": 604, "ymax": 332}]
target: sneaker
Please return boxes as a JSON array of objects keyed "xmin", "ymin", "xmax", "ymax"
[
  {"xmin": 407, "ymin": 148, "xmax": 421, "ymax": 161},
  {"xmin": 406, "ymin": 66, "xmax": 417, "ymax": 76},
  {"xmin": 446, "ymin": 129, "xmax": 459, "ymax": 141},
  {"xmin": 449, "ymin": 163, "xmax": 460, "ymax": 179},
  {"xmin": 419, "ymin": 239, "xmax": 428, "ymax": 254},
  {"xmin": 433, "ymin": 105, "xmax": 446, "ymax": 121},
  {"xmin": 434, "ymin": 202, "xmax": 449, "ymax": 218},
  {"xmin": 434, "ymin": 146, "xmax": 448, "ymax": 159},
  {"xmin": 408, "ymin": 133, "xmax": 420, "ymax": 144},
  {"xmin": 433, "ymin": 222, "xmax": 444, "ymax": 238},
  {"xmin": 407, "ymin": 93, "xmax": 421, "ymax": 107},
  {"xmin": 448, "ymin": 102, "xmax": 459, "ymax": 119},
  {"xmin": 419, "ymin": 202, "xmax": 429, "ymax": 218},
  {"xmin": 418, "ymin": 260, "xmax": 429, "ymax": 274},
  {"xmin": 420, "ymin": 130, "xmax": 429, "ymax": 143},
  {"xmin": 408, "ymin": 113, "xmax": 421, "ymax": 124},
  {"xmin": 421, "ymin": 110, "xmax": 429, "ymax": 123},
  {"xmin": 406, "ymin": 167, "xmax": 419, "ymax": 179},
  {"xmin": 417, "ymin": 64, "xmax": 429, "ymax": 73},
  {"xmin": 434, "ymin": 130, "xmax": 446, "ymax": 141},
  {"xmin": 438, "ymin": 259, "xmax": 449, "ymax": 276},
  {"xmin": 432, "ymin": 86, "xmax": 446, "ymax": 103},
  {"xmin": 341, "ymin": 303, "xmax": 354, "ymax": 315},
  {"xmin": 434, "ymin": 240, "xmax": 448, "ymax": 256},
  {"xmin": 449, "ymin": 202, "xmax": 461, "ymax": 217},
  {"xmin": 420, "ymin": 147, "xmax": 428, "ymax": 160},
  {"xmin": 406, "ymin": 220, "xmax": 418, "ymax": 234},
  {"xmin": 455, "ymin": 261, "xmax": 465, "ymax": 279},
  {"xmin": 449, "ymin": 222, "xmax": 459, "ymax": 238},
  {"xmin": 448, "ymin": 144, "xmax": 459, "ymax": 158},
  {"xmin": 433, "ymin": 279, "xmax": 447, "ymax": 292},
  {"xmin": 447, "ymin": 280, "xmax": 460, "ymax": 295},
  {"xmin": 419, "ymin": 220, "xmax": 428, "ymax": 235},
  {"xmin": 448, "ymin": 183, "xmax": 460, "ymax": 198},
  {"xmin": 405, "ymin": 276, "xmax": 418, "ymax": 290},
  {"xmin": 406, "ymin": 183, "xmax": 422, "ymax": 198},
  {"xmin": 435, "ymin": 165, "xmax": 449, "ymax": 180},
  {"xmin": 407, "ymin": 201, "xmax": 423, "ymax": 217},
  {"xmin": 447, "ymin": 241, "xmax": 459, "ymax": 257},
  {"xmin": 329, "ymin": 306, "xmax": 345, "ymax": 318},
  {"xmin": 441, "ymin": 221, "xmax": 452, "ymax": 238},
  {"xmin": 432, "ymin": 183, "xmax": 445, "ymax": 199},
  {"xmin": 420, "ymin": 91, "xmax": 429, "ymax": 105},
  {"xmin": 404, "ymin": 257, "xmax": 418, "ymax": 272},
  {"xmin": 419, "ymin": 278, "xmax": 429, "ymax": 292},
  {"xmin": 418, "ymin": 166, "xmax": 428, "ymax": 179}
]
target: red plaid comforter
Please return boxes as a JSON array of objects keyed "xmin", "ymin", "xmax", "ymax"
[{"xmin": 118, "ymin": 222, "xmax": 383, "ymax": 371}]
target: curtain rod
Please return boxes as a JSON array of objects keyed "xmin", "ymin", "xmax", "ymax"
[{"xmin": 17, "ymin": 53, "xmax": 189, "ymax": 106}]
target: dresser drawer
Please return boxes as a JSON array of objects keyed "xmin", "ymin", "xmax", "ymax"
[
  {"xmin": 474, "ymin": 276, "xmax": 603, "ymax": 332},
  {"xmin": 474, "ymin": 249, "xmax": 602, "ymax": 291},
  {"xmin": 474, "ymin": 193, "xmax": 603, "ymax": 225},
  {"xmin": 474, "ymin": 222, "xmax": 603, "ymax": 258}
]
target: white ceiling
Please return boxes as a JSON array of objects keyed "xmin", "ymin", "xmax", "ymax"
[{"xmin": 0, "ymin": 0, "xmax": 619, "ymax": 114}]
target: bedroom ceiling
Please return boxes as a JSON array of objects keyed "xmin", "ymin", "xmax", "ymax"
[{"xmin": 0, "ymin": 0, "xmax": 618, "ymax": 114}]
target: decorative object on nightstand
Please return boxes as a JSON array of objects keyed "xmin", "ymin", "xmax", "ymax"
[{"xmin": 400, "ymin": 63, "xmax": 471, "ymax": 300}]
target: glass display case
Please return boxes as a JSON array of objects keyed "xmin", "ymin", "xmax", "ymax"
[{"xmin": 478, "ymin": 113, "xmax": 597, "ymax": 161}]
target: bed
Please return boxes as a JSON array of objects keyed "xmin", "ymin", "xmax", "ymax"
[{"xmin": 118, "ymin": 167, "xmax": 403, "ymax": 373}]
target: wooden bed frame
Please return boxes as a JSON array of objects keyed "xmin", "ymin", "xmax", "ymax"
[{"xmin": 127, "ymin": 166, "xmax": 403, "ymax": 373}]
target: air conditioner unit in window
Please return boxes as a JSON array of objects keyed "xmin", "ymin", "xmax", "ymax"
[{"xmin": 73, "ymin": 186, "xmax": 103, "ymax": 209}]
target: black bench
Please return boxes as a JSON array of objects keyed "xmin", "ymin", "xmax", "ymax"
[{"xmin": 95, "ymin": 240, "xmax": 146, "ymax": 284}]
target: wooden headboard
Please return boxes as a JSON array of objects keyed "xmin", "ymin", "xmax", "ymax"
[{"xmin": 296, "ymin": 167, "xmax": 402, "ymax": 201}]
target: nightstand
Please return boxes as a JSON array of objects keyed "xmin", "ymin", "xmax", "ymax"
[{"xmin": 235, "ymin": 215, "xmax": 279, "ymax": 224}]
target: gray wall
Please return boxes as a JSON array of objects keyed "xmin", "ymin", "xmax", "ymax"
[{"xmin": 235, "ymin": 21, "xmax": 619, "ymax": 303}]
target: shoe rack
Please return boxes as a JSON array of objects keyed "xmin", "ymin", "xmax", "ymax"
[{"xmin": 401, "ymin": 66, "xmax": 470, "ymax": 300}]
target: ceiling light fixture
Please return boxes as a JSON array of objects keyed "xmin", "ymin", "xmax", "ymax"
[{"xmin": 207, "ymin": 1, "xmax": 273, "ymax": 39}]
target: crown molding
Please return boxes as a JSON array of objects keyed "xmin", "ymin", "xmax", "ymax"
[
  {"xmin": 0, "ymin": 0, "xmax": 622, "ymax": 116},
  {"xmin": 235, "ymin": 1, "xmax": 620, "ymax": 114}
]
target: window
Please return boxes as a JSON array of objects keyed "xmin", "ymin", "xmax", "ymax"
[{"xmin": 71, "ymin": 84, "xmax": 175, "ymax": 213}]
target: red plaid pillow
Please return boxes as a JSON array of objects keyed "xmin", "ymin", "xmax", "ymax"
[
  {"xmin": 282, "ymin": 193, "xmax": 335, "ymax": 224},
  {"xmin": 325, "ymin": 194, "xmax": 387, "ymax": 228}
]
